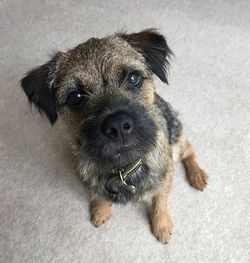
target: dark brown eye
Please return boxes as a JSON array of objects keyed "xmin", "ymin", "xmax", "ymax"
[
  {"xmin": 127, "ymin": 71, "xmax": 142, "ymax": 86},
  {"xmin": 66, "ymin": 91, "xmax": 85, "ymax": 108}
]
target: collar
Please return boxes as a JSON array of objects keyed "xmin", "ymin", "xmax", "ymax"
[
  {"xmin": 106, "ymin": 159, "xmax": 142, "ymax": 195},
  {"xmin": 117, "ymin": 158, "xmax": 142, "ymax": 184}
]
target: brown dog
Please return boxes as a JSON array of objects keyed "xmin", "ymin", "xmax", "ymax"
[{"xmin": 21, "ymin": 29, "xmax": 207, "ymax": 243}]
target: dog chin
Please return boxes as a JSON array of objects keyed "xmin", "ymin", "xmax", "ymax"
[{"xmin": 103, "ymin": 148, "xmax": 142, "ymax": 168}]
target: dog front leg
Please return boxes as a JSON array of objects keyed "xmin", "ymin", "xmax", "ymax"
[
  {"xmin": 90, "ymin": 198, "xmax": 112, "ymax": 227},
  {"xmin": 150, "ymin": 165, "xmax": 173, "ymax": 243}
]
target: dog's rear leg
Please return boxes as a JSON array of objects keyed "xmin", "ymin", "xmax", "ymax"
[{"xmin": 180, "ymin": 140, "xmax": 208, "ymax": 191}]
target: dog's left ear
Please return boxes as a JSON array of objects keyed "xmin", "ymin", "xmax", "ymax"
[
  {"xmin": 21, "ymin": 53, "xmax": 61, "ymax": 124},
  {"xmin": 120, "ymin": 29, "xmax": 173, "ymax": 84}
]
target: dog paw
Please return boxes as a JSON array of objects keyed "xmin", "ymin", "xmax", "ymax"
[
  {"xmin": 187, "ymin": 167, "xmax": 208, "ymax": 191},
  {"xmin": 151, "ymin": 214, "xmax": 173, "ymax": 244},
  {"xmin": 90, "ymin": 200, "xmax": 112, "ymax": 227}
]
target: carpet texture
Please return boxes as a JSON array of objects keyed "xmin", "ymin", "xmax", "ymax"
[{"xmin": 0, "ymin": 0, "xmax": 250, "ymax": 262}]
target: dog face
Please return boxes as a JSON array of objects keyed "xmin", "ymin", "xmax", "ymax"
[{"xmin": 21, "ymin": 29, "xmax": 173, "ymax": 169}]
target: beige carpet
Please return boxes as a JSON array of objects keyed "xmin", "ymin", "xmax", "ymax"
[{"xmin": 1, "ymin": 0, "xmax": 250, "ymax": 262}]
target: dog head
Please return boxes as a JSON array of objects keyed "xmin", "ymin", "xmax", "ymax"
[{"xmin": 21, "ymin": 29, "xmax": 173, "ymax": 168}]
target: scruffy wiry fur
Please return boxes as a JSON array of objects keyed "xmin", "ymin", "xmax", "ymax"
[{"xmin": 21, "ymin": 29, "xmax": 207, "ymax": 243}]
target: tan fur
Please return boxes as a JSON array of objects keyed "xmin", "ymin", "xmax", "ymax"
[
  {"xmin": 90, "ymin": 199, "xmax": 112, "ymax": 227},
  {"xmin": 173, "ymin": 139, "xmax": 208, "ymax": 191},
  {"xmin": 150, "ymin": 156, "xmax": 174, "ymax": 243},
  {"xmin": 181, "ymin": 141, "xmax": 208, "ymax": 191}
]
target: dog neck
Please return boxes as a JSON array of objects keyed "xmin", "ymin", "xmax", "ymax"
[
  {"xmin": 105, "ymin": 158, "xmax": 142, "ymax": 195},
  {"xmin": 115, "ymin": 158, "xmax": 142, "ymax": 181}
]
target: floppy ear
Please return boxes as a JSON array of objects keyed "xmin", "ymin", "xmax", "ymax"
[
  {"xmin": 120, "ymin": 29, "xmax": 173, "ymax": 84},
  {"xmin": 21, "ymin": 53, "xmax": 60, "ymax": 124}
]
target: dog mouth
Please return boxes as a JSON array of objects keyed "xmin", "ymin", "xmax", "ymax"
[
  {"xmin": 103, "ymin": 146, "xmax": 143, "ymax": 168},
  {"xmin": 112, "ymin": 150, "xmax": 137, "ymax": 162}
]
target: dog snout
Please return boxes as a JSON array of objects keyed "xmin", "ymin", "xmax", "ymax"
[{"xmin": 101, "ymin": 112, "xmax": 134, "ymax": 141}]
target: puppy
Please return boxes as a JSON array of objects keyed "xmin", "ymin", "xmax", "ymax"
[{"xmin": 21, "ymin": 29, "xmax": 207, "ymax": 243}]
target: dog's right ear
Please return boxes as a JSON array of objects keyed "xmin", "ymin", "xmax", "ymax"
[{"xmin": 20, "ymin": 53, "xmax": 61, "ymax": 125}]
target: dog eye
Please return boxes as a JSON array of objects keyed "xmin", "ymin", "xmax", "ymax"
[
  {"xmin": 66, "ymin": 91, "xmax": 85, "ymax": 108},
  {"xmin": 126, "ymin": 71, "xmax": 142, "ymax": 87}
]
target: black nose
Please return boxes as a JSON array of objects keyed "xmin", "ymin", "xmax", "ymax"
[{"xmin": 101, "ymin": 112, "xmax": 134, "ymax": 141}]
